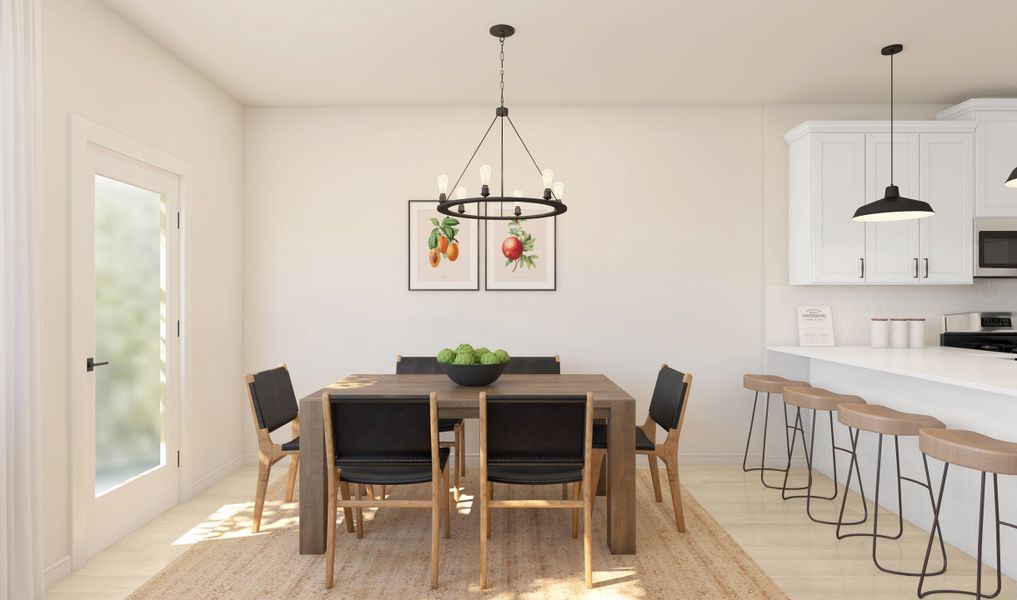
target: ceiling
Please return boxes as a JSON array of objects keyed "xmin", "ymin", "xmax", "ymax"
[{"xmin": 99, "ymin": 0, "xmax": 1017, "ymax": 107}]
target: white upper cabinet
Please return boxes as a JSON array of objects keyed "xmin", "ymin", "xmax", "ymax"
[
  {"xmin": 786, "ymin": 121, "xmax": 976, "ymax": 285},
  {"xmin": 938, "ymin": 99, "xmax": 1017, "ymax": 217},
  {"xmin": 864, "ymin": 133, "xmax": 920, "ymax": 283}
]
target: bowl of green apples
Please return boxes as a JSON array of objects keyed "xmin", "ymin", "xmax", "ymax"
[{"xmin": 436, "ymin": 344, "xmax": 511, "ymax": 387}]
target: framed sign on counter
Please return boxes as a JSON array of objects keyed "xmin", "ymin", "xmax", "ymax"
[{"xmin": 797, "ymin": 305, "xmax": 835, "ymax": 347}]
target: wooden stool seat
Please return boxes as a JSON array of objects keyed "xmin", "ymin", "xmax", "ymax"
[
  {"xmin": 743, "ymin": 374, "xmax": 809, "ymax": 394},
  {"xmin": 837, "ymin": 404, "xmax": 945, "ymax": 437},
  {"xmin": 783, "ymin": 386, "xmax": 865, "ymax": 412},
  {"xmin": 919, "ymin": 429, "xmax": 1017, "ymax": 476}
]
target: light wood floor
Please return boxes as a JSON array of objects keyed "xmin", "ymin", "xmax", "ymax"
[{"xmin": 48, "ymin": 463, "xmax": 1016, "ymax": 599}]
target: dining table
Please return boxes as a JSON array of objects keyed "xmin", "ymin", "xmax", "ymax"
[{"xmin": 297, "ymin": 372, "xmax": 637, "ymax": 555}]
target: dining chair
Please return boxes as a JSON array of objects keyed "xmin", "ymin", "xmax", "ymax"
[
  {"xmin": 396, "ymin": 355, "xmax": 465, "ymax": 500},
  {"xmin": 479, "ymin": 392, "xmax": 594, "ymax": 589},
  {"xmin": 322, "ymin": 392, "xmax": 453, "ymax": 590},
  {"xmin": 503, "ymin": 354, "xmax": 561, "ymax": 374},
  {"xmin": 591, "ymin": 364, "xmax": 692, "ymax": 532},
  {"xmin": 244, "ymin": 365, "xmax": 301, "ymax": 533}
]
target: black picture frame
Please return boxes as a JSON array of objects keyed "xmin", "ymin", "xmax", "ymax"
[{"xmin": 484, "ymin": 213, "xmax": 557, "ymax": 291}]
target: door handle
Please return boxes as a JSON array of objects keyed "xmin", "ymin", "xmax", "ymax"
[
  {"xmin": 86, "ymin": 357, "xmax": 109, "ymax": 372},
  {"xmin": 914, "ymin": 257, "xmax": 919, "ymax": 278},
  {"xmin": 924, "ymin": 258, "xmax": 929, "ymax": 279},
  {"xmin": 859, "ymin": 257, "xmax": 865, "ymax": 279}
]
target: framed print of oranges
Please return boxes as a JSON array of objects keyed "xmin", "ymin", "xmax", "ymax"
[{"xmin": 408, "ymin": 200, "xmax": 479, "ymax": 290}]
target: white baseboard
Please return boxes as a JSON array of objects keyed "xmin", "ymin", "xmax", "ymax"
[
  {"xmin": 188, "ymin": 454, "xmax": 247, "ymax": 498},
  {"xmin": 44, "ymin": 555, "xmax": 72, "ymax": 588},
  {"xmin": 241, "ymin": 452, "xmax": 260, "ymax": 466}
]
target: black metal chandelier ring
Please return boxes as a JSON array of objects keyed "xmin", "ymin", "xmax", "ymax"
[{"xmin": 436, "ymin": 196, "xmax": 568, "ymax": 221}]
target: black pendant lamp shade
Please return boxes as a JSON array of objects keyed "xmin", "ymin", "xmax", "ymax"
[
  {"xmin": 1006, "ymin": 166, "xmax": 1017, "ymax": 188},
  {"xmin": 852, "ymin": 44, "xmax": 935, "ymax": 223}
]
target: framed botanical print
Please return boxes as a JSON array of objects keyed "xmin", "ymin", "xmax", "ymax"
[
  {"xmin": 485, "ymin": 215, "xmax": 556, "ymax": 290},
  {"xmin": 408, "ymin": 200, "xmax": 479, "ymax": 290}
]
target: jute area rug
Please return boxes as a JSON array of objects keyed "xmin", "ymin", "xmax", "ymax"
[{"xmin": 128, "ymin": 471, "xmax": 787, "ymax": 599}]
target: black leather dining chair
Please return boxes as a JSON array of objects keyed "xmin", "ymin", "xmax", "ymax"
[
  {"xmin": 503, "ymin": 355, "xmax": 561, "ymax": 374},
  {"xmin": 591, "ymin": 364, "xmax": 692, "ymax": 532},
  {"xmin": 396, "ymin": 355, "xmax": 465, "ymax": 499},
  {"xmin": 479, "ymin": 392, "xmax": 594, "ymax": 589},
  {"xmin": 244, "ymin": 365, "xmax": 301, "ymax": 533},
  {"xmin": 322, "ymin": 392, "xmax": 452, "ymax": 590}
]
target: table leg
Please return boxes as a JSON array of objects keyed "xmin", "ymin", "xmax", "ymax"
[
  {"xmin": 606, "ymin": 399, "xmax": 636, "ymax": 554},
  {"xmin": 299, "ymin": 397, "xmax": 327, "ymax": 554}
]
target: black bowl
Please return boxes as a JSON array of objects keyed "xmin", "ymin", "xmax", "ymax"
[{"xmin": 440, "ymin": 361, "xmax": 509, "ymax": 387}]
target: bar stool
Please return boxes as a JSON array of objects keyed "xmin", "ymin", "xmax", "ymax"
[
  {"xmin": 835, "ymin": 404, "xmax": 948, "ymax": 577},
  {"xmin": 781, "ymin": 386, "xmax": 866, "ymax": 525},
  {"xmin": 741, "ymin": 374, "xmax": 810, "ymax": 489},
  {"xmin": 917, "ymin": 429, "xmax": 1017, "ymax": 599}
]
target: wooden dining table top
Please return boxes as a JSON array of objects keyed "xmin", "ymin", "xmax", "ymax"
[{"xmin": 300, "ymin": 373, "xmax": 637, "ymax": 408}]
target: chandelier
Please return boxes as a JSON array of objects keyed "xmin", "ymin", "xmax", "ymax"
[{"xmin": 434, "ymin": 24, "xmax": 567, "ymax": 221}]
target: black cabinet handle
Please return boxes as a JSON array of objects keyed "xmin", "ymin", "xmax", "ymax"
[
  {"xmin": 924, "ymin": 258, "xmax": 929, "ymax": 278},
  {"xmin": 914, "ymin": 257, "xmax": 919, "ymax": 278},
  {"xmin": 859, "ymin": 257, "xmax": 865, "ymax": 279},
  {"xmin": 86, "ymin": 357, "xmax": 109, "ymax": 372}
]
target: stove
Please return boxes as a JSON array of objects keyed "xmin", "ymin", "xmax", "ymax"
[{"xmin": 941, "ymin": 311, "xmax": 1017, "ymax": 354}]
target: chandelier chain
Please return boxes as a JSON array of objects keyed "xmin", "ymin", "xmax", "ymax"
[{"xmin": 499, "ymin": 37, "xmax": 505, "ymax": 107}]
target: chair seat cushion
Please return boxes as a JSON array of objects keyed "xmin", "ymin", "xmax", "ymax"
[
  {"xmin": 282, "ymin": 437, "xmax": 299, "ymax": 452},
  {"xmin": 439, "ymin": 418, "xmax": 463, "ymax": 432},
  {"xmin": 487, "ymin": 462, "xmax": 584, "ymax": 485},
  {"xmin": 591, "ymin": 423, "xmax": 655, "ymax": 451},
  {"xmin": 336, "ymin": 448, "xmax": 450, "ymax": 485}
]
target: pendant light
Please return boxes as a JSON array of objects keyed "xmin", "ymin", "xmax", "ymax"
[
  {"xmin": 433, "ymin": 25, "xmax": 567, "ymax": 221},
  {"xmin": 1005, "ymin": 167, "xmax": 1017, "ymax": 188},
  {"xmin": 852, "ymin": 44, "xmax": 935, "ymax": 222}
]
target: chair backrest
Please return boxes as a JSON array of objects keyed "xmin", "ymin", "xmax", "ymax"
[
  {"xmin": 246, "ymin": 365, "xmax": 298, "ymax": 433},
  {"xmin": 395, "ymin": 355, "xmax": 444, "ymax": 374},
  {"xmin": 481, "ymin": 394, "xmax": 589, "ymax": 464},
  {"xmin": 503, "ymin": 355, "xmax": 561, "ymax": 375},
  {"xmin": 323, "ymin": 394, "xmax": 436, "ymax": 462},
  {"xmin": 648, "ymin": 365, "xmax": 691, "ymax": 431}
]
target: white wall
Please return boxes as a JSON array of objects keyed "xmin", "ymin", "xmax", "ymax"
[
  {"xmin": 243, "ymin": 106, "xmax": 765, "ymax": 462},
  {"xmin": 762, "ymin": 104, "xmax": 1017, "ymax": 345},
  {"xmin": 40, "ymin": 0, "xmax": 244, "ymax": 579}
]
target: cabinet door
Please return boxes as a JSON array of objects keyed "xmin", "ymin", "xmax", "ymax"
[
  {"xmin": 864, "ymin": 133, "xmax": 921, "ymax": 283},
  {"xmin": 978, "ymin": 121, "xmax": 1017, "ymax": 216},
  {"xmin": 811, "ymin": 134, "xmax": 866, "ymax": 283},
  {"xmin": 920, "ymin": 133, "xmax": 973, "ymax": 283}
]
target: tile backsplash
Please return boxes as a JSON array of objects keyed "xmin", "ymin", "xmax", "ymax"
[{"xmin": 766, "ymin": 279, "xmax": 1017, "ymax": 346}]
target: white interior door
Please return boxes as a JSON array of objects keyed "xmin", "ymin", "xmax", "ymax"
[{"xmin": 70, "ymin": 129, "xmax": 182, "ymax": 566}]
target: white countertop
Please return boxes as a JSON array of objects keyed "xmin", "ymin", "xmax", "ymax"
[{"xmin": 767, "ymin": 346, "xmax": 1017, "ymax": 397}]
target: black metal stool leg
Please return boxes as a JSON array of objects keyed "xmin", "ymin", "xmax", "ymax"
[
  {"xmin": 835, "ymin": 426, "xmax": 871, "ymax": 539},
  {"xmin": 802, "ymin": 410, "xmax": 866, "ymax": 525},
  {"xmin": 781, "ymin": 407, "xmax": 812, "ymax": 500},
  {"xmin": 743, "ymin": 391, "xmax": 804, "ymax": 490}
]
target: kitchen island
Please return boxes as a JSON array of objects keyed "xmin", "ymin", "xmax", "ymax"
[{"xmin": 767, "ymin": 345, "xmax": 1017, "ymax": 578}]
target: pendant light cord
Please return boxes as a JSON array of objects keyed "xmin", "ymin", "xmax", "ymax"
[{"xmin": 890, "ymin": 50, "xmax": 894, "ymax": 185}]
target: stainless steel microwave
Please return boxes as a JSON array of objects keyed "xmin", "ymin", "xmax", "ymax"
[{"xmin": 975, "ymin": 218, "xmax": 1017, "ymax": 277}]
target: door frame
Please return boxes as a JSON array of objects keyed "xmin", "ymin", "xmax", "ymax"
[{"xmin": 68, "ymin": 115, "xmax": 192, "ymax": 568}]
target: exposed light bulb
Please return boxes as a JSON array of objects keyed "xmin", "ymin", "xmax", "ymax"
[
  {"xmin": 542, "ymin": 169, "xmax": 554, "ymax": 190},
  {"xmin": 553, "ymin": 181, "xmax": 565, "ymax": 201},
  {"xmin": 455, "ymin": 186, "xmax": 467, "ymax": 200},
  {"xmin": 437, "ymin": 175, "xmax": 449, "ymax": 199},
  {"xmin": 479, "ymin": 165, "xmax": 492, "ymax": 186}
]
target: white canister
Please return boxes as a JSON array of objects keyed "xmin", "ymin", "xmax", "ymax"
[
  {"xmin": 870, "ymin": 318, "xmax": 889, "ymax": 348},
  {"xmin": 908, "ymin": 318, "xmax": 926, "ymax": 348},
  {"xmin": 890, "ymin": 319, "xmax": 909, "ymax": 348}
]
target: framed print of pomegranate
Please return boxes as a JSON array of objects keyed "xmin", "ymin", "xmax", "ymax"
[
  {"xmin": 485, "ymin": 215, "xmax": 556, "ymax": 291},
  {"xmin": 408, "ymin": 200, "xmax": 479, "ymax": 290}
]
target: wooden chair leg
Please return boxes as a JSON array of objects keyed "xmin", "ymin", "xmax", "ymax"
[
  {"xmin": 459, "ymin": 422, "xmax": 467, "ymax": 477},
  {"xmin": 285, "ymin": 454, "xmax": 299, "ymax": 503},
  {"xmin": 584, "ymin": 474, "xmax": 593, "ymax": 588},
  {"xmin": 366, "ymin": 484, "xmax": 375, "ymax": 500},
  {"xmin": 325, "ymin": 476, "xmax": 337, "ymax": 588},
  {"xmin": 663, "ymin": 457, "xmax": 686, "ymax": 533},
  {"xmin": 252, "ymin": 457, "xmax": 271, "ymax": 533},
  {"xmin": 453, "ymin": 425, "xmax": 462, "ymax": 502},
  {"xmin": 355, "ymin": 484, "xmax": 365, "ymax": 538},
  {"xmin": 339, "ymin": 481, "xmax": 354, "ymax": 532},
  {"xmin": 443, "ymin": 465, "xmax": 451, "ymax": 539},
  {"xmin": 486, "ymin": 483, "xmax": 493, "ymax": 539},
  {"xmin": 589, "ymin": 450, "xmax": 605, "ymax": 514},
  {"xmin": 562, "ymin": 482, "xmax": 568, "ymax": 500},
  {"xmin": 572, "ymin": 481, "xmax": 581, "ymax": 538},
  {"xmin": 647, "ymin": 452, "xmax": 663, "ymax": 503},
  {"xmin": 480, "ymin": 479, "xmax": 489, "ymax": 589},
  {"xmin": 431, "ymin": 476, "xmax": 440, "ymax": 589},
  {"xmin": 380, "ymin": 484, "xmax": 386, "ymax": 500}
]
